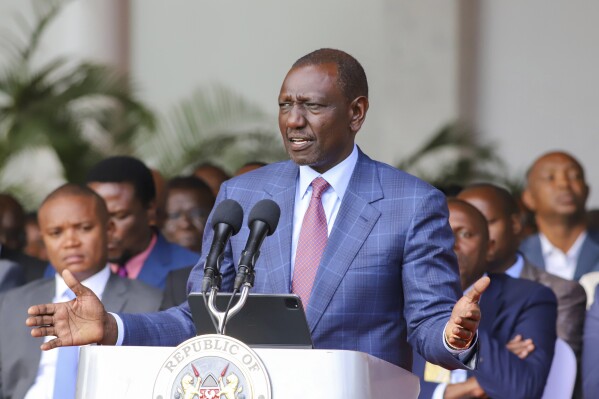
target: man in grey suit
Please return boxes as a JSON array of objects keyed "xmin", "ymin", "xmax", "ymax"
[
  {"xmin": 27, "ymin": 49, "xmax": 489, "ymax": 373},
  {"xmin": 459, "ymin": 183, "xmax": 586, "ymax": 358},
  {"xmin": 0, "ymin": 184, "xmax": 162, "ymax": 399},
  {"xmin": 520, "ymin": 151, "xmax": 599, "ymax": 281}
]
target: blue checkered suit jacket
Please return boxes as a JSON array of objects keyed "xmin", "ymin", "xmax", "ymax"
[{"xmin": 121, "ymin": 149, "xmax": 466, "ymax": 371}]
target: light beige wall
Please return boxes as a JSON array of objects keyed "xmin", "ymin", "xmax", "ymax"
[
  {"xmin": 129, "ymin": 0, "xmax": 460, "ymax": 167},
  {"xmin": 471, "ymin": 1, "xmax": 599, "ymax": 207}
]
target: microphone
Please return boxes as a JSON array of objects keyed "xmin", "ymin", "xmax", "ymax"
[
  {"xmin": 234, "ymin": 199, "xmax": 281, "ymax": 290},
  {"xmin": 202, "ymin": 199, "xmax": 244, "ymax": 293}
]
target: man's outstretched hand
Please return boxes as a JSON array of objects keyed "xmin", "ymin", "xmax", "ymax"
[
  {"xmin": 444, "ymin": 276, "xmax": 491, "ymax": 350},
  {"xmin": 26, "ymin": 269, "xmax": 118, "ymax": 350}
]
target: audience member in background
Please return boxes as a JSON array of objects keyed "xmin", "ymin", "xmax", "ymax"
[
  {"xmin": 587, "ymin": 208, "xmax": 599, "ymax": 230},
  {"xmin": 0, "ymin": 193, "xmax": 46, "ymax": 282},
  {"xmin": 24, "ymin": 212, "xmax": 48, "ymax": 261},
  {"xmin": 582, "ymin": 287, "xmax": 599, "ymax": 399},
  {"xmin": 193, "ymin": 162, "xmax": 229, "ymax": 197},
  {"xmin": 162, "ymin": 176, "xmax": 215, "ymax": 254},
  {"xmin": 150, "ymin": 168, "xmax": 168, "ymax": 229},
  {"xmin": 160, "ymin": 177, "xmax": 214, "ymax": 309},
  {"xmin": 0, "ymin": 258, "xmax": 25, "ymax": 293},
  {"xmin": 520, "ymin": 151, "xmax": 599, "ymax": 280},
  {"xmin": 413, "ymin": 199, "xmax": 557, "ymax": 399},
  {"xmin": 83, "ymin": 156, "xmax": 198, "ymax": 289},
  {"xmin": 0, "ymin": 184, "xmax": 162, "ymax": 399},
  {"xmin": 458, "ymin": 183, "xmax": 586, "ymax": 358},
  {"xmin": 234, "ymin": 161, "xmax": 267, "ymax": 176}
]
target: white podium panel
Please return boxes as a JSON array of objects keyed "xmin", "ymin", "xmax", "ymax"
[{"xmin": 77, "ymin": 345, "xmax": 420, "ymax": 398}]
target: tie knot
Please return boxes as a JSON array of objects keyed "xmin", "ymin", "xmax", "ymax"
[{"xmin": 311, "ymin": 177, "xmax": 330, "ymax": 198}]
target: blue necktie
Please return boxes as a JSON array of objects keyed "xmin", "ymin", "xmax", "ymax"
[{"xmin": 53, "ymin": 289, "xmax": 78, "ymax": 399}]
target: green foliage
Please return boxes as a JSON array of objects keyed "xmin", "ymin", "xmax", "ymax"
[
  {"xmin": 0, "ymin": 0, "xmax": 154, "ymax": 205},
  {"xmin": 396, "ymin": 122, "xmax": 518, "ymax": 190},
  {"xmin": 135, "ymin": 85, "xmax": 286, "ymax": 177}
]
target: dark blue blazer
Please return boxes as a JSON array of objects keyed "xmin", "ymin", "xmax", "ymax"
[
  {"xmin": 413, "ymin": 273, "xmax": 557, "ymax": 399},
  {"xmin": 582, "ymin": 287, "xmax": 599, "ymax": 399},
  {"xmin": 520, "ymin": 229, "xmax": 599, "ymax": 280},
  {"xmin": 120, "ymin": 150, "xmax": 469, "ymax": 371},
  {"xmin": 43, "ymin": 233, "xmax": 198, "ymax": 289}
]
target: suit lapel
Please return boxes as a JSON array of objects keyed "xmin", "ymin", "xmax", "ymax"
[
  {"xmin": 260, "ymin": 161, "xmax": 299, "ymax": 293},
  {"xmin": 575, "ymin": 232, "xmax": 599, "ymax": 279},
  {"xmin": 136, "ymin": 234, "xmax": 170, "ymax": 287},
  {"xmin": 479, "ymin": 275, "xmax": 502, "ymax": 333},
  {"xmin": 307, "ymin": 151, "xmax": 383, "ymax": 332},
  {"xmin": 102, "ymin": 274, "xmax": 128, "ymax": 312},
  {"xmin": 524, "ymin": 235, "xmax": 545, "ymax": 270}
]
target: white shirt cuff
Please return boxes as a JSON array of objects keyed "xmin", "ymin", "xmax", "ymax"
[
  {"xmin": 432, "ymin": 383, "xmax": 448, "ymax": 399},
  {"xmin": 109, "ymin": 312, "xmax": 124, "ymax": 346}
]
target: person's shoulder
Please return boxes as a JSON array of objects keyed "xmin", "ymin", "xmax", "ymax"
[
  {"xmin": 493, "ymin": 273, "xmax": 557, "ymax": 304},
  {"xmin": 156, "ymin": 233, "xmax": 200, "ymax": 263},
  {"xmin": 0, "ymin": 278, "xmax": 53, "ymax": 309},
  {"xmin": 226, "ymin": 160, "xmax": 295, "ymax": 188},
  {"xmin": 360, "ymin": 151, "xmax": 440, "ymax": 196},
  {"xmin": 586, "ymin": 228, "xmax": 599, "ymax": 244}
]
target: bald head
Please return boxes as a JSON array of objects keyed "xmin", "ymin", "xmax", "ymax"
[
  {"xmin": 0, "ymin": 193, "xmax": 26, "ymax": 251},
  {"xmin": 447, "ymin": 198, "xmax": 491, "ymax": 290},
  {"xmin": 40, "ymin": 184, "xmax": 109, "ymax": 224},
  {"xmin": 458, "ymin": 184, "xmax": 522, "ymax": 273}
]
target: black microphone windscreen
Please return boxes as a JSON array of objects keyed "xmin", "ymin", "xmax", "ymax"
[
  {"xmin": 211, "ymin": 199, "xmax": 244, "ymax": 234},
  {"xmin": 248, "ymin": 199, "xmax": 281, "ymax": 235}
]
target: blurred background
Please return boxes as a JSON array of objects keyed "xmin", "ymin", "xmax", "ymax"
[{"xmin": 1, "ymin": 0, "xmax": 598, "ymax": 209}]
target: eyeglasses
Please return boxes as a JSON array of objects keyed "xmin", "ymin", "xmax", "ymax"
[{"xmin": 166, "ymin": 208, "xmax": 209, "ymax": 223}]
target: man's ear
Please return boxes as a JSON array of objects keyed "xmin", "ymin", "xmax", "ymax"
[
  {"xmin": 486, "ymin": 238, "xmax": 497, "ymax": 262},
  {"xmin": 511, "ymin": 213, "xmax": 523, "ymax": 237},
  {"xmin": 349, "ymin": 96, "xmax": 369, "ymax": 134},
  {"xmin": 521, "ymin": 189, "xmax": 536, "ymax": 212}
]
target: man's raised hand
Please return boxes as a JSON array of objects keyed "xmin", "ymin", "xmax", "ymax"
[
  {"xmin": 26, "ymin": 269, "xmax": 118, "ymax": 350},
  {"xmin": 444, "ymin": 276, "xmax": 491, "ymax": 350}
]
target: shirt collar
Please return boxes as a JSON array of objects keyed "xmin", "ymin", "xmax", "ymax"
[
  {"xmin": 54, "ymin": 264, "xmax": 111, "ymax": 300},
  {"xmin": 505, "ymin": 253, "xmax": 525, "ymax": 278},
  {"xmin": 298, "ymin": 144, "xmax": 358, "ymax": 201},
  {"xmin": 539, "ymin": 230, "xmax": 588, "ymax": 259}
]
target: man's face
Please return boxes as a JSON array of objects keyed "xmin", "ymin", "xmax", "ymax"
[
  {"xmin": 38, "ymin": 195, "xmax": 109, "ymax": 281},
  {"xmin": 278, "ymin": 63, "xmax": 360, "ymax": 174},
  {"xmin": 524, "ymin": 152, "xmax": 589, "ymax": 220},
  {"xmin": 458, "ymin": 188, "xmax": 520, "ymax": 271},
  {"xmin": 163, "ymin": 188, "xmax": 212, "ymax": 253},
  {"xmin": 448, "ymin": 201, "xmax": 489, "ymax": 291},
  {"xmin": 87, "ymin": 182, "xmax": 153, "ymax": 264}
]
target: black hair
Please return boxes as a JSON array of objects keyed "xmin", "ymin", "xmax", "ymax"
[
  {"xmin": 293, "ymin": 48, "xmax": 368, "ymax": 102},
  {"xmin": 85, "ymin": 156, "xmax": 156, "ymax": 207}
]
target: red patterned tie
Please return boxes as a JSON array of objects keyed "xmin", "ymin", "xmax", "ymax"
[{"xmin": 292, "ymin": 177, "xmax": 330, "ymax": 306}]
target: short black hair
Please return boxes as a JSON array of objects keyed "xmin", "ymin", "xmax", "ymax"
[
  {"xmin": 292, "ymin": 48, "xmax": 368, "ymax": 102},
  {"xmin": 40, "ymin": 183, "xmax": 109, "ymax": 223},
  {"xmin": 462, "ymin": 183, "xmax": 520, "ymax": 217},
  {"xmin": 167, "ymin": 176, "xmax": 215, "ymax": 204},
  {"xmin": 85, "ymin": 156, "xmax": 156, "ymax": 207}
]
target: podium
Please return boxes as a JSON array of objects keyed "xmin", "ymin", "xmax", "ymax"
[{"xmin": 77, "ymin": 344, "xmax": 420, "ymax": 398}]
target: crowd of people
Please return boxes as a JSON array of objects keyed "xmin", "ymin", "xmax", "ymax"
[{"xmin": 0, "ymin": 48, "xmax": 597, "ymax": 399}]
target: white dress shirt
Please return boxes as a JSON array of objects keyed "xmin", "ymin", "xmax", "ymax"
[
  {"xmin": 539, "ymin": 231, "xmax": 587, "ymax": 280},
  {"xmin": 25, "ymin": 266, "xmax": 110, "ymax": 399}
]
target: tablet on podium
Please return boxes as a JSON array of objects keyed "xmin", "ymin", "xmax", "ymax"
[{"xmin": 188, "ymin": 292, "xmax": 313, "ymax": 348}]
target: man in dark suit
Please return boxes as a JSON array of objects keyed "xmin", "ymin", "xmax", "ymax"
[
  {"xmin": 582, "ymin": 286, "xmax": 599, "ymax": 398},
  {"xmin": 413, "ymin": 199, "xmax": 557, "ymax": 399},
  {"xmin": 0, "ymin": 259, "xmax": 25, "ymax": 293},
  {"xmin": 458, "ymin": 183, "xmax": 586, "ymax": 357},
  {"xmin": 0, "ymin": 193, "xmax": 47, "ymax": 282},
  {"xmin": 83, "ymin": 156, "xmax": 199, "ymax": 289},
  {"xmin": 520, "ymin": 151, "xmax": 599, "ymax": 280},
  {"xmin": 27, "ymin": 48, "xmax": 489, "ymax": 372},
  {"xmin": 0, "ymin": 184, "xmax": 163, "ymax": 399}
]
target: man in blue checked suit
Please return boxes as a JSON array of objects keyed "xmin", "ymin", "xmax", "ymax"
[{"xmin": 27, "ymin": 49, "xmax": 489, "ymax": 372}]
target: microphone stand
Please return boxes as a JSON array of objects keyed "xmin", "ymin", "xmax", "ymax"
[{"xmin": 207, "ymin": 283, "xmax": 251, "ymax": 335}]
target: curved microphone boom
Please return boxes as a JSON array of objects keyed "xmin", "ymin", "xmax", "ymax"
[
  {"xmin": 234, "ymin": 199, "xmax": 281, "ymax": 290},
  {"xmin": 202, "ymin": 199, "xmax": 244, "ymax": 293}
]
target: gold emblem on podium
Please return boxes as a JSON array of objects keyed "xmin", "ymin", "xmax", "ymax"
[{"xmin": 153, "ymin": 334, "xmax": 271, "ymax": 399}]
